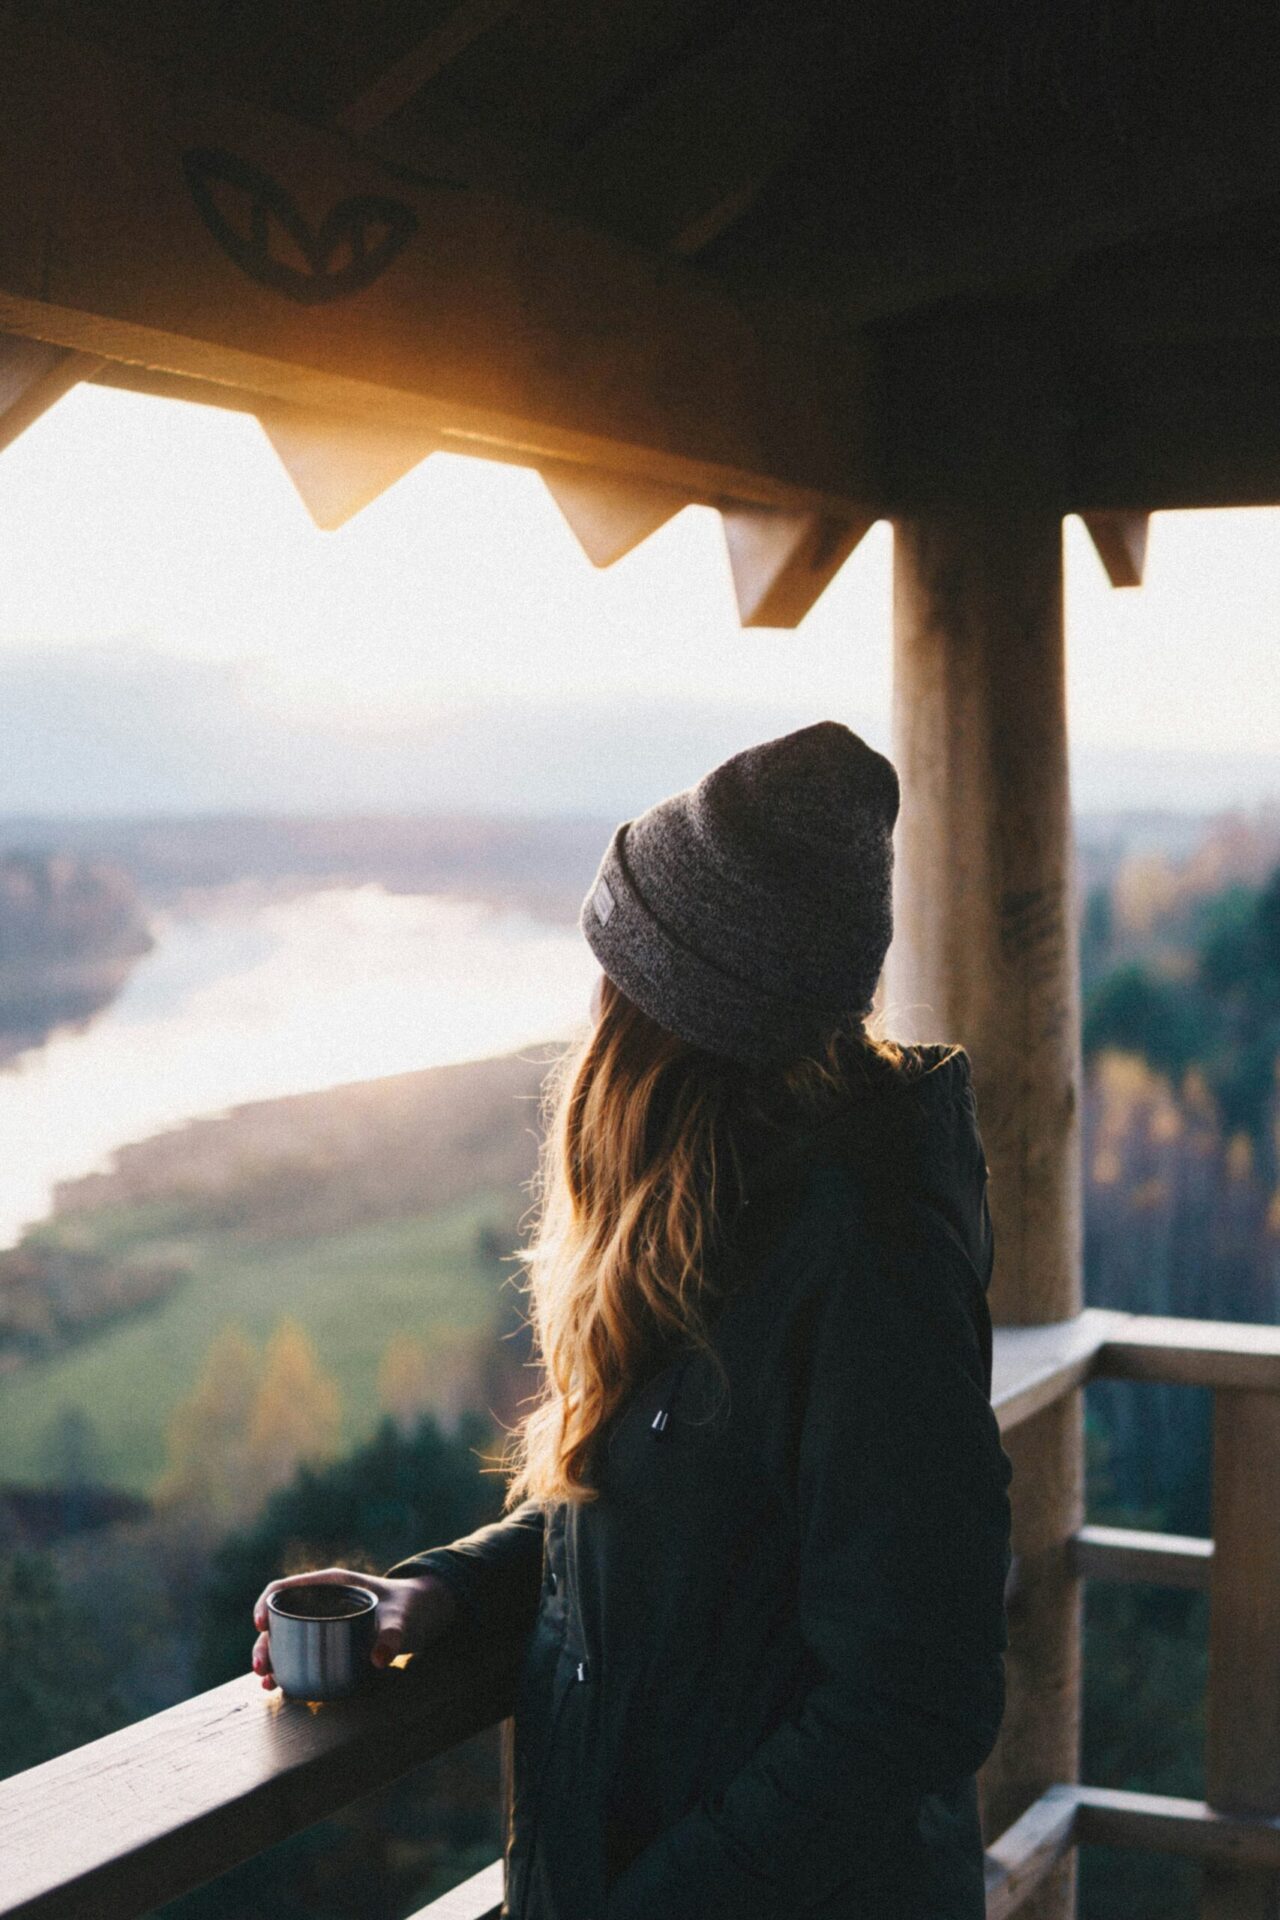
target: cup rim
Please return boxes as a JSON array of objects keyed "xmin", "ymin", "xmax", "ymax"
[{"xmin": 267, "ymin": 1582, "xmax": 379, "ymax": 1622}]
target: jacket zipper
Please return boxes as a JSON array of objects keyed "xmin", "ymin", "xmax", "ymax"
[
  {"xmin": 515, "ymin": 1360, "xmax": 690, "ymax": 1916},
  {"xmin": 565, "ymin": 1504, "xmax": 591, "ymax": 1682}
]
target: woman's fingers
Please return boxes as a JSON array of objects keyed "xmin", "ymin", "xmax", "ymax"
[
  {"xmin": 371, "ymin": 1617, "xmax": 405, "ymax": 1669},
  {"xmin": 251, "ymin": 1628, "xmax": 275, "ymax": 1689},
  {"xmin": 250, "ymin": 1569, "xmax": 454, "ymax": 1684}
]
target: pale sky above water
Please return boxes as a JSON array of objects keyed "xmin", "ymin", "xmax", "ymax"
[{"xmin": 0, "ymin": 383, "xmax": 1276, "ymax": 816}]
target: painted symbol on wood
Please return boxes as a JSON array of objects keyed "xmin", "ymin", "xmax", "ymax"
[{"xmin": 183, "ymin": 149, "xmax": 417, "ymax": 304}]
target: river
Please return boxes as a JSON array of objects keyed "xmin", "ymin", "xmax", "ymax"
[{"xmin": 0, "ymin": 885, "xmax": 597, "ymax": 1246}]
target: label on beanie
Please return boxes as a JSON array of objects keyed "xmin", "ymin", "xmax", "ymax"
[{"xmin": 593, "ymin": 878, "xmax": 616, "ymax": 926}]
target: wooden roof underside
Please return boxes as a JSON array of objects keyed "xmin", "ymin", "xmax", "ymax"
[{"xmin": 2, "ymin": 0, "xmax": 1280, "ymax": 620}]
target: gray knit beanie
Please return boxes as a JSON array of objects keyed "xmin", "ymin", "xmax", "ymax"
[{"xmin": 579, "ymin": 721, "xmax": 900, "ymax": 1066}]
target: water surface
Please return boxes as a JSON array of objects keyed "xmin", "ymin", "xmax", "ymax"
[{"xmin": 0, "ymin": 885, "xmax": 595, "ymax": 1245}]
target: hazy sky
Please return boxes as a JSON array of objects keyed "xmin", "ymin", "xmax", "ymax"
[{"xmin": 0, "ymin": 383, "xmax": 1276, "ymax": 816}]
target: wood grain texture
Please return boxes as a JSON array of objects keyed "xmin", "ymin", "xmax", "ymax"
[
  {"xmin": 1204, "ymin": 1389, "xmax": 1280, "ymax": 1917},
  {"xmin": 1069, "ymin": 1524, "xmax": 1213, "ymax": 1591},
  {"xmin": 407, "ymin": 1858, "xmax": 505, "ymax": 1919},
  {"xmin": 1079, "ymin": 511, "xmax": 1149, "ymax": 588},
  {"xmin": 1073, "ymin": 1785, "xmax": 1280, "ymax": 1870},
  {"xmin": 0, "ymin": 9, "xmax": 871, "ymax": 517},
  {"xmin": 1096, "ymin": 1315, "xmax": 1280, "ymax": 1392},
  {"xmin": 984, "ymin": 1783, "xmax": 1079, "ymax": 1920},
  {"xmin": 991, "ymin": 1312, "xmax": 1113, "ymax": 1433},
  {"xmin": 0, "ymin": 1622, "xmax": 522, "ymax": 1920}
]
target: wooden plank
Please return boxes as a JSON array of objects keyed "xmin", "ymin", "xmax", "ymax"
[
  {"xmin": 990, "ymin": 1312, "xmax": 1115, "ymax": 1434},
  {"xmin": 1073, "ymin": 1785, "xmax": 1280, "ymax": 1871},
  {"xmin": 0, "ymin": 1628, "xmax": 523, "ymax": 1920},
  {"xmin": 991, "ymin": 1310, "xmax": 1280, "ymax": 1431},
  {"xmin": 890, "ymin": 508, "xmax": 1085, "ymax": 1920},
  {"xmin": 1069, "ymin": 1524, "xmax": 1213, "ymax": 1590},
  {"xmin": 255, "ymin": 400, "xmax": 439, "ymax": 528},
  {"xmin": 1080, "ymin": 511, "xmax": 1149, "ymax": 588},
  {"xmin": 1203, "ymin": 1388, "xmax": 1280, "ymax": 1918},
  {"xmin": 407, "ymin": 1858, "xmax": 504, "ymax": 1919},
  {"xmin": 0, "ymin": 333, "xmax": 103, "ymax": 454},
  {"xmin": 984, "ymin": 1784, "xmax": 1079, "ymax": 1920},
  {"xmin": 0, "ymin": 9, "xmax": 871, "ymax": 518},
  {"xmin": 539, "ymin": 463, "xmax": 686, "ymax": 566},
  {"xmin": 336, "ymin": 1, "xmax": 524, "ymax": 139},
  {"xmin": 1095, "ymin": 1315, "xmax": 1280, "ymax": 1393},
  {"xmin": 543, "ymin": 5, "xmax": 853, "ymax": 260},
  {"xmin": 721, "ymin": 506, "xmax": 875, "ymax": 627}
]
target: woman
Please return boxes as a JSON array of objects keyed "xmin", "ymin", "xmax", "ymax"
[{"xmin": 252, "ymin": 721, "xmax": 1015, "ymax": 1920}]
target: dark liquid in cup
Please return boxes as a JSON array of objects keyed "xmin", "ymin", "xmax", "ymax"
[{"xmin": 272, "ymin": 1584, "xmax": 374, "ymax": 1621}]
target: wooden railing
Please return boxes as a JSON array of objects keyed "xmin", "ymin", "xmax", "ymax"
[
  {"xmin": 987, "ymin": 1308, "xmax": 1280, "ymax": 1920},
  {"xmin": 3, "ymin": 1307, "xmax": 1279, "ymax": 1920}
]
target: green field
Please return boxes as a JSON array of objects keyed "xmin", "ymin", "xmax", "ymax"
[{"xmin": 0, "ymin": 1189, "xmax": 521, "ymax": 1494}]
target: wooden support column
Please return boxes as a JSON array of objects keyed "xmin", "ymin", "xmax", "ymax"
[
  {"xmin": 1203, "ymin": 1387, "xmax": 1280, "ymax": 1919},
  {"xmin": 888, "ymin": 509, "xmax": 1083, "ymax": 1920}
]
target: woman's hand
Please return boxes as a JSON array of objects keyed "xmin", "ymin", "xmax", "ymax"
[{"xmin": 251, "ymin": 1567, "xmax": 461, "ymax": 1690}]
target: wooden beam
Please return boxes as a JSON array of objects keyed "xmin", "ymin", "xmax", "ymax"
[
  {"xmin": 713, "ymin": 10, "xmax": 1280, "ymax": 330},
  {"xmin": 544, "ymin": 5, "xmax": 853, "ymax": 260},
  {"xmin": 1072, "ymin": 1785, "xmax": 1280, "ymax": 1871},
  {"xmin": 1204, "ymin": 1388, "xmax": 1280, "ymax": 1916},
  {"xmin": 991, "ymin": 1312, "xmax": 1116, "ymax": 1434},
  {"xmin": 255, "ymin": 400, "xmax": 438, "ymax": 529},
  {"xmin": 721, "ymin": 507, "xmax": 875, "ymax": 627},
  {"xmin": 539, "ymin": 464, "xmax": 686, "ymax": 567},
  {"xmin": 1069, "ymin": 339, "xmax": 1280, "ymax": 514},
  {"xmin": 335, "ymin": 1, "xmax": 523, "ymax": 139},
  {"xmin": 408, "ymin": 1860, "xmax": 504, "ymax": 1920},
  {"xmin": 0, "ymin": 1623, "xmax": 522, "ymax": 1920},
  {"xmin": 1080, "ymin": 511, "xmax": 1149, "ymax": 587},
  {"xmin": 0, "ymin": 334, "xmax": 103, "ymax": 455},
  {"xmin": 984, "ymin": 1784, "xmax": 1080, "ymax": 1920},
  {"xmin": 889, "ymin": 508, "xmax": 1085, "ymax": 1920},
  {"xmin": 1094, "ymin": 1314, "xmax": 1280, "ymax": 1393},
  {"xmin": 0, "ymin": 10, "xmax": 870, "ymax": 523},
  {"xmin": 1069, "ymin": 1524, "xmax": 1213, "ymax": 1590}
]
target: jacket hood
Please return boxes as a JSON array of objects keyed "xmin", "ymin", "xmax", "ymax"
[{"xmin": 737, "ymin": 1041, "xmax": 995, "ymax": 1298}]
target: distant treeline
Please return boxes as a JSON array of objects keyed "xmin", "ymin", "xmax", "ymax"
[
  {"xmin": 0, "ymin": 850, "xmax": 152, "ymax": 1062},
  {"xmin": 0, "ymin": 812, "xmax": 616, "ymax": 923}
]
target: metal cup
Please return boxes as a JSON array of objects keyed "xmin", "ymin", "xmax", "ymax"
[{"xmin": 266, "ymin": 1582, "xmax": 380, "ymax": 1701}]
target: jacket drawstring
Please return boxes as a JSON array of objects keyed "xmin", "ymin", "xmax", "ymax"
[{"xmin": 650, "ymin": 1352, "xmax": 693, "ymax": 1441}]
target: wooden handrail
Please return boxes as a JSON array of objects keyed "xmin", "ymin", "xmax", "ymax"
[
  {"xmin": 0, "ymin": 1622, "xmax": 523, "ymax": 1920},
  {"xmin": 984, "ymin": 1784, "xmax": 1079, "ymax": 1920},
  {"xmin": 984, "ymin": 1782, "xmax": 1280, "ymax": 1917},
  {"xmin": 407, "ymin": 1860, "xmax": 504, "ymax": 1919},
  {"xmin": 992, "ymin": 1308, "xmax": 1280, "ymax": 1434},
  {"xmin": 1069, "ymin": 1524, "xmax": 1213, "ymax": 1589}
]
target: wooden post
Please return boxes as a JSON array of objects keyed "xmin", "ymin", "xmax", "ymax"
[
  {"xmin": 1203, "ymin": 1387, "xmax": 1280, "ymax": 1919},
  {"xmin": 888, "ymin": 510, "xmax": 1084, "ymax": 1920}
]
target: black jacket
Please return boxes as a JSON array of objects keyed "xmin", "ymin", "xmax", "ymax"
[{"xmin": 385, "ymin": 1043, "xmax": 1014, "ymax": 1919}]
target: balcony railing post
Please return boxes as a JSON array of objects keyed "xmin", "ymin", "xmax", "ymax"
[{"xmin": 1203, "ymin": 1386, "xmax": 1280, "ymax": 1919}]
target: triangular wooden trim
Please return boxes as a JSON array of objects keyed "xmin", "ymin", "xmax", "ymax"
[
  {"xmin": 721, "ymin": 507, "xmax": 877, "ymax": 627},
  {"xmin": 0, "ymin": 335, "xmax": 104, "ymax": 455},
  {"xmin": 540, "ymin": 465, "xmax": 686, "ymax": 568},
  {"xmin": 256, "ymin": 402, "xmax": 438, "ymax": 530},
  {"xmin": 1081, "ymin": 512, "xmax": 1149, "ymax": 588}
]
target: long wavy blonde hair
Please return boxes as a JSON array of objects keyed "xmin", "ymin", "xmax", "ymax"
[{"xmin": 493, "ymin": 974, "xmax": 943, "ymax": 1512}]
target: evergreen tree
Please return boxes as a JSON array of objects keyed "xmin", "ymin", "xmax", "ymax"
[
  {"xmin": 0, "ymin": 1549, "xmax": 125, "ymax": 1780},
  {"xmin": 196, "ymin": 1405, "xmax": 504, "ymax": 1689}
]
